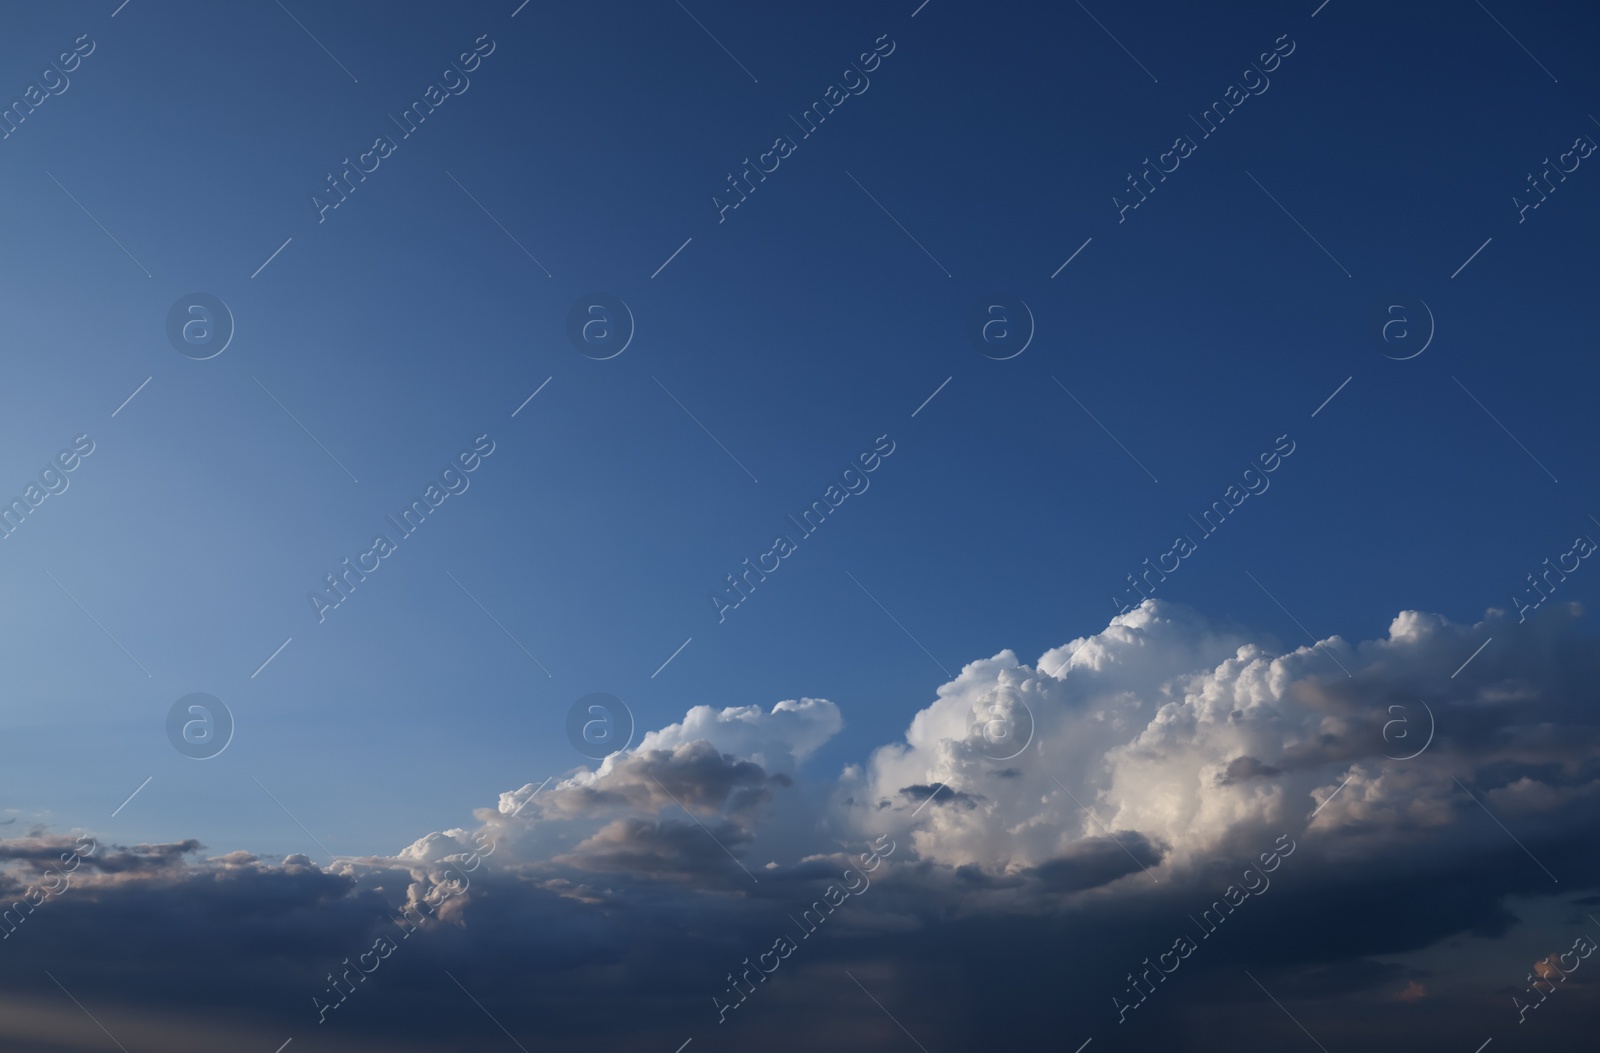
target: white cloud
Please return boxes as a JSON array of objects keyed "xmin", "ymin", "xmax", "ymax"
[
  {"xmin": 398, "ymin": 599, "xmax": 1599, "ymax": 902},
  {"xmin": 839, "ymin": 598, "xmax": 1600, "ymax": 880},
  {"xmin": 633, "ymin": 697, "xmax": 842, "ymax": 772},
  {"xmin": 469, "ymin": 700, "xmax": 841, "ymax": 864}
]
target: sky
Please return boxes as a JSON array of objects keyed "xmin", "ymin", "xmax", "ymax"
[{"xmin": 1, "ymin": 0, "xmax": 1599, "ymax": 1050}]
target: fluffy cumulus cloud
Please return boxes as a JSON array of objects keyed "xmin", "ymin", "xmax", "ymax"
[
  {"xmin": 841, "ymin": 599, "xmax": 1600, "ymax": 881},
  {"xmin": 3, "ymin": 601, "xmax": 1598, "ymax": 1051},
  {"xmin": 633, "ymin": 697, "xmax": 842, "ymax": 773},
  {"xmin": 466, "ymin": 699, "xmax": 843, "ymax": 871}
]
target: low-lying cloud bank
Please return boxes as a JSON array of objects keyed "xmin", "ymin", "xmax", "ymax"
[{"xmin": 4, "ymin": 599, "xmax": 1598, "ymax": 1051}]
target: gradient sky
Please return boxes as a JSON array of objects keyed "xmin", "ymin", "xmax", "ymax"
[{"xmin": 1, "ymin": 1, "xmax": 1599, "ymax": 1051}]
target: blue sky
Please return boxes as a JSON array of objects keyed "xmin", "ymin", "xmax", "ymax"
[{"xmin": 2, "ymin": 1, "xmax": 1599, "ymax": 1051}]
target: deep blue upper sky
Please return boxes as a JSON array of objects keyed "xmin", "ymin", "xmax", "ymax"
[{"xmin": 0, "ymin": 0, "xmax": 1596, "ymax": 867}]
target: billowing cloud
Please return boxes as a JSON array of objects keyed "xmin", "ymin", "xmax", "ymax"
[
  {"xmin": 555, "ymin": 816, "xmax": 756, "ymax": 883},
  {"xmin": 633, "ymin": 697, "xmax": 842, "ymax": 773},
  {"xmin": 835, "ymin": 600, "xmax": 1600, "ymax": 887},
  {"xmin": 1, "ymin": 601, "xmax": 1597, "ymax": 1051}
]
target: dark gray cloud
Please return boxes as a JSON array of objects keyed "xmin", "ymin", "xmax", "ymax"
[
  {"xmin": 0, "ymin": 817, "xmax": 1593, "ymax": 1053},
  {"xmin": 527, "ymin": 740, "xmax": 781, "ymax": 821},
  {"xmin": 554, "ymin": 816, "xmax": 757, "ymax": 885},
  {"xmin": 1027, "ymin": 833, "xmax": 1165, "ymax": 892},
  {"xmin": 897, "ymin": 784, "xmax": 984, "ymax": 810},
  {"xmin": 1217, "ymin": 756, "xmax": 1281, "ymax": 784}
]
